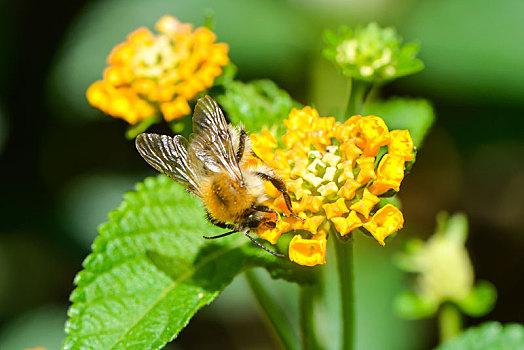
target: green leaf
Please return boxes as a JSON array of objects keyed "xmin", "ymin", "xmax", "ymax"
[
  {"xmin": 456, "ymin": 281, "xmax": 497, "ymax": 317},
  {"xmin": 436, "ymin": 322, "xmax": 524, "ymax": 350},
  {"xmin": 64, "ymin": 175, "xmax": 310, "ymax": 349},
  {"xmin": 213, "ymin": 79, "xmax": 300, "ymax": 142},
  {"xmin": 212, "ymin": 63, "xmax": 238, "ymax": 87},
  {"xmin": 393, "ymin": 291, "xmax": 438, "ymax": 319},
  {"xmin": 364, "ymin": 97, "xmax": 435, "ymax": 148}
]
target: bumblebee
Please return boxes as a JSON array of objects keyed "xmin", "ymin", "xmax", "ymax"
[{"xmin": 136, "ymin": 96, "xmax": 298, "ymax": 256}]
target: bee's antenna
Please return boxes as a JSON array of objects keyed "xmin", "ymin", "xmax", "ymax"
[{"xmin": 243, "ymin": 232, "xmax": 284, "ymax": 258}]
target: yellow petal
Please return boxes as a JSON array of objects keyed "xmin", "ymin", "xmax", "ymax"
[
  {"xmin": 388, "ymin": 129, "xmax": 414, "ymax": 161},
  {"xmin": 369, "ymin": 154, "xmax": 405, "ymax": 194},
  {"xmin": 340, "ymin": 140, "xmax": 362, "ymax": 163},
  {"xmin": 107, "ymin": 42, "xmax": 134, "ymax": 66},
  {"xmin": 103, "ymin": 66, "xmax": 131, "ymax": 86},
  {"xmin": 86, "ymin": 81, "xmax": 111, "ymax": 110},
  {"xmin": 288, "ymin": 233, "xmax": 327, "ymax": 266},
  {"xmin": 356, "ymin": 156, "xmax": 376, "ymax": 184},
  {"xmin": 363, "ymin": 204, "xmax": 404, "ymax": 245},
  {"xmin": 160, "ymin": 96, "xmax": 191, "ymax": 121},
  {"xmin": 337, "ymin": 179, "xmax": 361, "ymax": 200},
  {"xmin": 322, "ymin": 197, "xmax": 349, "ymax": 219},
  {"xmin": 331, "ymin": 210, "xmax": 364, "ymax": 236},
  {"xmin": 354, "ymin": 116, "xmax": 390, "ymax": 156},
  {"xmin": 299, "ymin": 195, "xmax": 324, "ymax": 213},
  {"xmin": 257, "ymin": 220, "xmax": 291, "ymax": 245},
  {"xmin": 350, "ymin": 189, "xmax": 379, "ymax": 218}
]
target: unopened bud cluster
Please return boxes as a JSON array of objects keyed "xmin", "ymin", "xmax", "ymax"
[{"xmin": 323, "ymin": 22, "xmax": 423, "ymax": 82}]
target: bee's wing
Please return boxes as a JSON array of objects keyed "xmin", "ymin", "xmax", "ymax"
[
  {"xmin": 136, "ymin": 133, "xmax": 201, "ymax": 196},
  {"xmin": 191, "ymin": 96, "xmax": 244, "ymax": 182}
]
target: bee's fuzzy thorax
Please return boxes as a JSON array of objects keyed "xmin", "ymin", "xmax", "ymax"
[{"xmin": 201, "ymin": 172, "xmax": 254, "ymax": 224}]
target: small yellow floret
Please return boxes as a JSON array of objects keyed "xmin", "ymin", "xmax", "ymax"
[
  {"xmin": 257, "ymin": 220, "xmax": 290, "ymax": 245},
  {"xmin": 350, "ymin": 189, "xmax": 379, "ymax": 218},
  {"xmin": 354, "ymin": 116, "xmax": 390, "ymax": 156},
  {"xmin": 160, "ymin": 96, "xmax": 191, "ymax": 121},
  {"xmin": 322, "ymin": 197, "xmax": 349, "ymax": 219},
  {"xmin": 388, "ymin": 129, "xmax": 414, "ymax": 161},
  {"xmin": 318, "ymin": 182, "xmax": 339, "ymax": 197},
  {"xmin": 288, "ymin": 232, "xmax": 327, "ymax": 266},
  {"xmin": 356, "ymin": 156, "xmax": 376, "ymax": 184},
  {"xmin": 331, "ymin": 210, "xmax": 365, "ymax": 236},
  {"xmin": 337, "ymin": 179, "xmax": 361, "ymax": 200},
  {"xmin": 362, "ymin": 204, "xmax": 404, "ymax": 245},
  {"xmin": 369, "ymin": 154, "xmax": 405, "ymax": 195}
]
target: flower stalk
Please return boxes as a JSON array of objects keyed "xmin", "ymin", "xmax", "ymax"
[
  {"xmin": 334, "ymin": 234, "xmax": 355, "ymax": 350},
  {"xmin": 245, "ymin": 270, "xmax": 300, "ymax": 350},
  {"xmin": 300, "ymin": 284, "xmax": 322, "ymax": 350},
  {"xmin": 345, "ymin": 79, "xmax": 372, "ymax": 117},
  {"xmin": 438, "ymin": 303, "xmax": 462, "ymax": 343},
  {"xmin": 336, "ymin": 61, "xmax": 372, "ymax": 350}
]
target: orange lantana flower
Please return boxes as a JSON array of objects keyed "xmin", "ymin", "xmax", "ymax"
[
  {"xmin": 87, "ymin": 15, "xmax": 229, "ymax": 124},
  {"xmin": 252, "ymin": 107, "xmax": 413, "ymax": 266}
]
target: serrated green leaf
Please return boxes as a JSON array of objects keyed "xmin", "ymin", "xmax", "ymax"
[
  {"xmin": 64, "ymin": 175, "xmax": 311, "ymax": 350},
  {"xmin": 436, "ymin": 322, "xmax": 524, "ymax": 350},
  {"xmin": 364, "ymin": 97, "xmax": 435, "ymax": 148},
  {"xmin": 213, "ymin": 79, "xmax": 300, "ymax": 142}
]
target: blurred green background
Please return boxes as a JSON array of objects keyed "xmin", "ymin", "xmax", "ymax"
[{"xmin": 0, "ymin": 0, "xmax": 523, "ymax": 349}]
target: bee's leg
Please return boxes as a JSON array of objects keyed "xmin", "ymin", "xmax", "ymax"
[
  {"xmin": 243, "ymin": 232, "xmax": 284, "ymax": 258},
  {"xmin": 203, "ymin": 230, "xmax": 238, "ymax": 239},
  {"xmin": 250, "ymin": 150, "xmax": 269, "ymax": 167},
  {"xmin": 203, "ymin": 211, "xmax": 238, "ymax": 239},
  {"xmin": 252, "ymin": 205, "xmax": 280, "ymax": 222},
  {"xmin": 236, "ymin": 127, "xmax": 248, "ymax": 163},
  {"xmin": 255, "ymin": 171, "xmax": 305, "ymax": 222}
]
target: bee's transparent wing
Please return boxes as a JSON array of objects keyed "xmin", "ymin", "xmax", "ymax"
[
  {"xmin": 191, "ymin": 96, "xmax": 243, "ymax": 182},
  {"xmin": 136, "ymin": 133, "xmax": 201, "ymax": 196}
]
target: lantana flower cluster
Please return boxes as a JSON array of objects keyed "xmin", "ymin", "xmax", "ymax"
[
  {"xmin": 251, "ymin": 107, "xmax": 414, "ymax": 266},
  {"xmin": 87, "ymin": 15, "xmax": 229, "ymax": 124}
]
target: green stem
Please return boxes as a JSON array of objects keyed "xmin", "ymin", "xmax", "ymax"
[
  {"xmin": 438, "ymin": 303, "xmax": 462, "ymax": 343},
  {"xmin": 299, "ymin": 284, "xmax": 321, "ymax": 350},
  {"xmin": 245, "ymin": 269, "xmax": 300, "ymax": 350},
  {"xmin": 125, "ymin": 114, "xmax": 161, "ymax": 139},
  {"xmin": 345, "ymin": 79, "xmax": 372, "ymax": 117},
  {"xmin": 334, "ymin": 236, "xmax": 355, "ymax": 350}
]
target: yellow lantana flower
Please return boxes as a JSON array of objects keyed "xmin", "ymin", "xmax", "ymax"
[
  {"xmin": 252, "ymin": 107, "xmax": 413, "ymax": 266},
  {"xmin": 87, "ymin": 15, "xmax": 229, "ymax": 124}
]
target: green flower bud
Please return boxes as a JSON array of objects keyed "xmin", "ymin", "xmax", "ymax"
[{"xmin": 323, "ymin": 22, "xmax": 424, "ymax": 83}]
